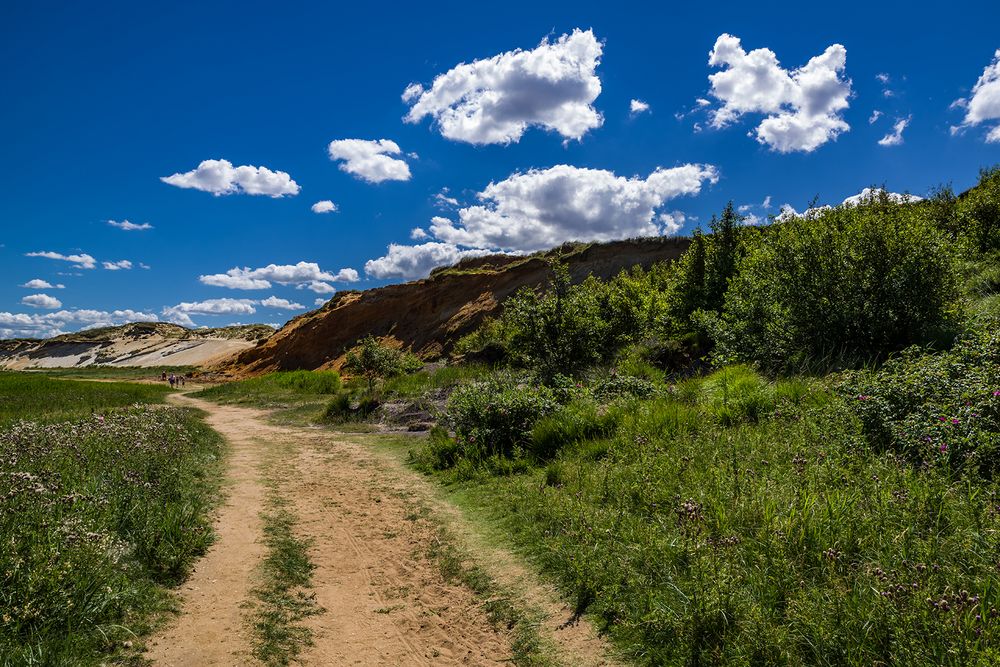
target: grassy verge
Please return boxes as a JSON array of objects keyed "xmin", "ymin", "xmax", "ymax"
[
  {"xmin": 249, "ymin": 439, "xmax": 321, "ymax": 665},
  {"xmin": 192, "ymin": 370, "xmax": 342, "ymax": 425},
  {"xmin": 0, "ymin": 370, "xmax": 171, "ymax": 425},
  {"xmin": 0, "ymin": 372, "xmax": 224, "ymax": 664},
  {"xmin": 411, "ymin": 365, "xmax": 1000, "ymax": 665},
  {"xmin": 23, "ymin": 365, "xmax": 197, "ymax": 381}
]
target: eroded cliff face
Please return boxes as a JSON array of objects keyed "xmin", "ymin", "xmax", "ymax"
[{"xmin": 217, "ymin": 237, "xmax": 691, "ymax": 375}]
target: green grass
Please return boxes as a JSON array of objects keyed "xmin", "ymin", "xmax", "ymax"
[
  {"xmin": 249, "ymin": 432, "xmax": 322, "ymax": 665},
  {"xmin": 379, "ymin": 363, "xmax": 491, "ymax": 398},
  {"xmin": 0, "ymin": 370, "xmax": 171, "ymax": 426},
  {"xmin": 0, "ymin": 375, "xmax": 224, "ymax": 664},
  {"xmin": 414, "ymin": 367, "xmax": 1000, "ymax": 665},
  {"xmin": 24, "ymin": 365, "xmax": 197, "ymax": 381},
  {"xmin": 251, "ymin": 495, "xmax": 321, "ymax": 665},
  {"xmin": 192, "ymin": 370, "xmax": 342, "ymax": 424}
]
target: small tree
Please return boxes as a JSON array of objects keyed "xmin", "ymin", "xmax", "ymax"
[
  {"xmin": 704, "ymin": 201, "xmax": 744, "ymax": 312},
  {"xmin": 344, "ymin": 336, "xmax": 422, "ymax": 392}
]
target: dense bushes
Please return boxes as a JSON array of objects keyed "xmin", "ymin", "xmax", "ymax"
[
  {"xmin": 712, "ymin": 192, "xmax": 959, "ymax": 369},
  {"xmin": 957, "ymin": 166, "xmax": 1000, "ymax": 253},
  {"xmin": 444, "ymin": 375, "xmax": 558, "ymax": 462},
  {"xmin": 840, "ymin": 319, "xmax": 1000, "ymax": 475}
]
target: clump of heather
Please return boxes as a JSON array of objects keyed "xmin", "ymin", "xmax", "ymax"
[{"xmin": 0, "ymin": 405, "xmax": 223, "ymax": 663}]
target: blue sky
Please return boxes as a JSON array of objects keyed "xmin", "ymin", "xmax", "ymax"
[{"xmin": 2, "ymin": 1, "xmax": 998, "ymax": 337}]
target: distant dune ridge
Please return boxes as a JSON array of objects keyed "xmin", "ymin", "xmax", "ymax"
[{"xmin": 0, "ymin": 322, "xmax": 274, "ymax": 369}]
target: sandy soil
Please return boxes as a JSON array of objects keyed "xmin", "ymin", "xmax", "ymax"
[{"xmin": 145, "ymin": 395, "xmax": 617, "ymax": 666}]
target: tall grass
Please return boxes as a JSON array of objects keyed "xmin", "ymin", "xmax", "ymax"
[
  {"xmin": 0, "ymin": 374, "xmax": 223, "ymax": 664},
  {"xmin": 193, "ymin": 370, "xmax": 341, "ymax": 406},
  {"xmin": 416, "ymin": 366, "xmax": 1000, "ymax": 665},
  {"xmin": 0, "ymin": 371, "xmax": 170, "ymax": 426}
]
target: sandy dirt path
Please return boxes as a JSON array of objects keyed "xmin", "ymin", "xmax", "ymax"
[{"xmin": 146, "ymin": 395, "xmax": 616, "ymax": 666}]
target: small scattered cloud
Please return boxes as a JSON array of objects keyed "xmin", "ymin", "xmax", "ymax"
[
  {"xmin": 878, "ymin": 116, "xmax": 910, "ymax": 147},
  {"xmin": 762, "ymin": 195, "xmax": 772, "ymax": 209},
  {"xmin": 327, "ymin": 139, "xmax": 411, "ymax": 183},
  {"xmin": 311, "ymin": 200, "xmax": 338, "ymax": 214},
  {"xmin": 410, "ymin": 228, "xmax": 429, "ymax": 240},
  {"xmin": 26, "ymin": 251, "xmax": 96, "ymax": 269},
  {"xmin": 630, "ymin": 99, "xmax": 650, "ymax": 115},
  {"xmin": 403, "ymin": 29, "xmax": 603, "ymax": 145},
  {"xmin": 200, "ymin": 261, "xmax": 359, "ymax": 290},
  {"xmin": 161, "ymin": 158, "xmax": 300, "ymax": 197},
  {"xmin": 951, "ymin": 49, "xmax": 1000, "ymax": 143},
  {"xmin": 102, "ymin": 259, "xmax": 133, "ymax": 271},
  {"xmin": 869, "ymin": 110, "xmax": 883, "ymax": 124},
  {"xmin": 433, "ymin": 189, "xmax": 459, "ymax": 209},
  {"xmin": 260, "ymin": 296, "xmax": 305, "ymax": 310},
  {"xmin": 20, "ymin": 279, "xmax": 64, "ymax": 289},
  {"xmin": 704, "ymin": 33, "xmax": 852, "ymax": 152},
  {"xmin": 298, "ymin": 281, "xmax": 337, "ymax": 294},
  {"xmin": 21, "ymin": 294, "xmax": 62, "ymax": 309},
  {"xmin": 108, "ymin": 219, "xmax": 152, "ymax": 231},
  {"xmin": 314, "ymin": 297, "xmax": 327, "ymax": 306}
]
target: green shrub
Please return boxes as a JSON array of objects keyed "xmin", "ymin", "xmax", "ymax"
[
  {"xmin": 839, "ymin": 319, "xmax": 1000, "ymax": 475},
  {"xmin": 445, "ymin": 375, "xmax": 558, "ymax": 462},
  {"xmin": 501, "ymin": 264, "xmax": 608, "ymax": 380},
  {"xmin": 956, "ymin": 166, "xmax": 1000, "ymax": 253},
  {"xmin": 715, "ymin": 191, "xmax": 960, "ymax": 369},
  {"xmin": 344, "ymin": 336, "xmax": 423, "ymax": 391}
]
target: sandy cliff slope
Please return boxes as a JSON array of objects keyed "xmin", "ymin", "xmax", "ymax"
[{"xmin": 217, "ymin": 237, "xmax": 691, "ymax": 375}]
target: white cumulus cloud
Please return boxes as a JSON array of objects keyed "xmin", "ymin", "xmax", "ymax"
[
  {"xmin": 705, "ymin": 33, "xmax": 851, "ymax": 152},
  {"xmin": 22, "ymin": 294, "xmax": 62, "ymax": 309},
  {"xmin": 952, "ymin": 50, "xmax": 1000, "ymax": 143},
  {"xmin": 102, "ymin": 259, "xmax": 133, "ymax": 271},
  {"xmin": 878, "ymin": 117, "xmax": 910, "ymax": 147},
  {"xmin": 314, "ymin": 297, "xmax": 327, "ymax": 306},
  {"xmin": 200, "ymin": 261, "xmax": 359, "ymax": 290},
  {"xmin": 428, "ymin": 163, "xmax": 719, "ymax": 253},
  {"xmin": 161, "ymin": 158, "xmax": 300, "ymax": 197},
  {"xmin": 311, "ymin": 200, "xmax": 338, "ymax": 214},
  {"xmin": 630, "ymin": 99, "xmax": 650, "ymax": 115},
  {"xmin": 108, "ymin": 219, "xmax": 152, "ymax": 231},
  {"xmin": 260, "ymin": 296, "xmax": 305, "ymax": 310},
  {"xmin": 364, "ymin": 242, "xmax": 489, "ymax": 281},
  {"xmin": 20, "ymin": 279, "xmax": 64, "ymax": 289},
  {"xmin": 327, "ymin": 139, "xmax": 411, "ymax": 183},
  {"xmin": 26, "ymin": 251, "xmax": 96, "ymax": 270},
  {"xmin": 403, "ymin": 29, "xmax": 603, "ymax": 145}
]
